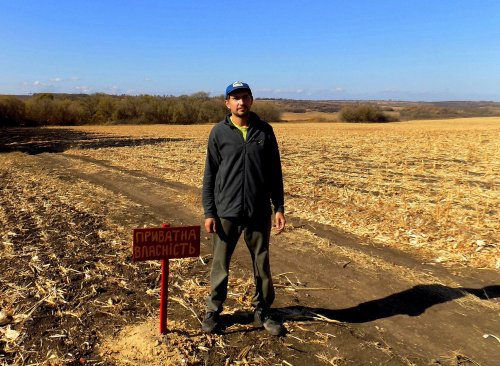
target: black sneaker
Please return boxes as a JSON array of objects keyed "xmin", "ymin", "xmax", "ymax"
[
  {"xmin": 201, "ymin": 312, "xmax": 219, "ymax": 333},
  {"xmin": 254, "ymin": 308, "xmax": 284, "ymax": 336}
]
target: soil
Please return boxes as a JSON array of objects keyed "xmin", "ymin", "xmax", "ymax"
[{"xmin": 1, "ymin": 128, "xmax": 499, "ymax": 366}]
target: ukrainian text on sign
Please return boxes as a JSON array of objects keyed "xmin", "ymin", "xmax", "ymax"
[{"xmin": 133, "ymin": 225, "xmax": 200, "ymax": 261}]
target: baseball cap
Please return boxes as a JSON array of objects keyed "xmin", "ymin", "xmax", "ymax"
[{"xmin": 225, "ymin": 81, "xmax": 252, "ymax": 99}]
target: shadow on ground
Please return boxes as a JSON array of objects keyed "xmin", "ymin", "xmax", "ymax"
[
  {"xmin": 217, "ymin": 284, "xmax": 499, "ymax": 331},
  {"xmin": 0, "ymin": 127, "xmax": 188, "ymax": 154},
  {"xmin": 277, "ymin": 284, "xmax": 499, "ymax": 324}
]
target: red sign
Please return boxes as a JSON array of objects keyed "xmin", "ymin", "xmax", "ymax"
[
  {"xmin": 132, "ymin": 224, "xmax": 202, "ymax": 335},
  {"xmin": 133, "ymin": 225, "xmax": 200, "ymax": 261}
]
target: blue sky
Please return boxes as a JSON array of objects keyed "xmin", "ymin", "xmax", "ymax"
[{"xmin": 1, "ymin": 0, "xmax": 499, "ymax": 101}]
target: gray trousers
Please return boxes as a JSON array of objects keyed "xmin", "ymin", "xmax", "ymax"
[{"xmin": 205, "ymin": 216, "xmax": 275, "ymax": 313}]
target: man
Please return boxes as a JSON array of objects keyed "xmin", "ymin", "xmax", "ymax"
[{"xmin": 201, "ymin": 81, "xmax": 286, "ymax": 336}]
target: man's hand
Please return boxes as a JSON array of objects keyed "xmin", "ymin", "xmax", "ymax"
[
  {"xmin": 204, "ymin": 218, "xmax": 217, "ymax": 233},
  {"xmin": 274, "ymin": 212, "xmax": 286, "ymax": 233}
]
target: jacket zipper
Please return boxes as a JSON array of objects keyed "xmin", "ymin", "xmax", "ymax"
[
  {"xmin": 241, "ymin": 127, "xmax": 249, "ymax": 218},
  {"xmin": 231, "ymin": 120, "xmax": 253, "ymax": 218}
]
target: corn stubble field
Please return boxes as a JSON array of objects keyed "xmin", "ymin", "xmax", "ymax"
[
  {"xmin": 67, "ymin": 117, "xmax": 499, "ymax": 269},
  {"xmin": 0, "ymin": 116, "xmax": 499, "ymax": 365}
]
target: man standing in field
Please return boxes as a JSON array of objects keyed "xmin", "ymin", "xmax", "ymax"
[{"xmin": 201, "ymin": 81, "xmax": 286, "ymax": 335}]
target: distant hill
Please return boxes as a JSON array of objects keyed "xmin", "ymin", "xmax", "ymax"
[
  {"xmin": 258, "ymin": 98, "xmax": 500, "ymax": 120},
  {"xmin": 3, "ymin": 93, "xmax": 500, "ymax": 127}
]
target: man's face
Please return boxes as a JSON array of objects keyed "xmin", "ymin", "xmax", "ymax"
[{"xmin": 225, "ymin": 90, "xmax": 253, "ymax": 118}]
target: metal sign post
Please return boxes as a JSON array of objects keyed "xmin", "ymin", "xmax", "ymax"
[{"xmin": 133, "ymin": 224, "xmax": 201, "ymax": 334}]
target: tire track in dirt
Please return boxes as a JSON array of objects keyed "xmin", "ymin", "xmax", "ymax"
[
  {"xmin": 34, "ymin": 152, "xmax": 500, "ymax": 365},
  {"xmin": 58, "ymin": 152, "xmax": 497, "ymax": 286}
]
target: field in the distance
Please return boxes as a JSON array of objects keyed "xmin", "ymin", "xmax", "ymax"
[{"xmin": 65, "ymin": 116, "xmax": 499, "ymax": 269}]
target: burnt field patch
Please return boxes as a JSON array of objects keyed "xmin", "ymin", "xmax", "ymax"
[{"xmin": 0, "ymin": 127, "xmax": 187, "ymax": 154}]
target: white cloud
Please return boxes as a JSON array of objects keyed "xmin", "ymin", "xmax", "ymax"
[
  {"xmin": 257, "ymin": 88, "xmax": 309, "ymax": 95},
  {"xmin": 73, "ymin": 85, "xmax": 91, "ymax": 93},
  {"xmin": 29, "ymin": 76, "xmax": 82, "ymax": 88},
  {"xmin": 256, "ymin": 87, "xmax": 350, "ymax": 99}
]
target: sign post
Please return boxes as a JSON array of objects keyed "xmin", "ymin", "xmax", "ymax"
[
  {"xmin": 133, "ymin": 224, "xmax": 201, "ymax": 334},
  {"xmin": 159, "ymin": 223, "xmax": 170, "ymax": 335}
]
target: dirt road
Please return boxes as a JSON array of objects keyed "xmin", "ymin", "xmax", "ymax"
[{"xmin": 1, "ymin": 129, "xmax": 499, "ymax": 365}]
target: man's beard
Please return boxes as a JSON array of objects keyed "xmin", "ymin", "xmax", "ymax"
[{"xmin": 233, "ymin": 109, "xmax": 250, "ymax": 118}]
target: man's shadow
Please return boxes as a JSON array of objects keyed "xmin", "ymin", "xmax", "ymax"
[
  {"xmin": 275, "ymin": 284, "xmax": 499, "ymax": 324},
  {"xmin": 216, "ymin": 311, "xmax": 259, "ymax": 334},
  {"xmin": 218, "ymin": 284, "xmax": 498, "ymax": 332}
]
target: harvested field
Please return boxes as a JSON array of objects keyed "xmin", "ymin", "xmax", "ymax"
[
  {"xmin": 65, "ymin": 117, "xmax": 499, "ymax": 269},
  {"xmin": 1, "ymin": 117, "xmax": 499, "ymax": 365},
  {"xmin": 281, "ymin": 112, "xmax": 338, "ymax": 122}
]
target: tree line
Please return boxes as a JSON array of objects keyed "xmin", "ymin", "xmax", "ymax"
[
  {"xmin": 338, "ymin": 104, "xmax": 398, "ymax": 122},
  {"xmin": 0, "ymin": 92, "xmax": 281, "ymax": 127}
]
